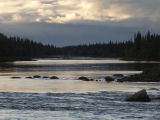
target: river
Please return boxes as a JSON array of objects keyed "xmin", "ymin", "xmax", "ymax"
[{"xmin": 0, "ymin": 58, "xmax": 159, "ymax": 120}]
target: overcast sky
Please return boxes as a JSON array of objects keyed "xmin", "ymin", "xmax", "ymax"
[{"xmin": 0, "ymin": 0, "xmax": 160, "ymax": 46}]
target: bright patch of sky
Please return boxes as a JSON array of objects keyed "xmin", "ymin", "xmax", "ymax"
[{"xmin": 0, "ymin": 0, "xmax": 160, "ymax": 46}]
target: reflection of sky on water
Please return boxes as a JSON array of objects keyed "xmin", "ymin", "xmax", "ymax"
[
  {"xmin": 0, "ymin": 59, "xmax": 159, "ymax": 79},
  {"xmin": 0, "ymin": 76, "xmax": 160, "ymax": 93},
  {"xmin": 13, "ymin": 59, "xmax": 160, "ymax": 65},
  {"xmin": 0, "ymin": 59, "xmax": 159, "ymax": 92}
]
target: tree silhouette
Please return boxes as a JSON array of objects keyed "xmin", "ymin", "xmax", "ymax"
[{"xmin": 0, "ymin": 31, "xmax": 160, "ymax": 61}]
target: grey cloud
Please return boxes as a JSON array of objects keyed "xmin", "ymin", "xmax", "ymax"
[
  {"xmin": 0, "ymin": 0, "xmax": 159, "ymax": 46},
  {"xmin": 0, "ymin": 0, "xmax": 160, "ymax": 23},
  {"xmin": 40, "ymin": 0, "xmax": 57, "ymax": 5}
]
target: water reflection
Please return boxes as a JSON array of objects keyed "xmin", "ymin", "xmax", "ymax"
[
  {"xmin": 0, "ymin": 59, "xmax": 159, "ymax": 71},
  {"xmin": 0, "ymin": 59, "xmax": 159, "ymax": 78},
  {"xmin": 0, "ymin": 76, "xmax": 160, "ymax": 93},
  {"xmin": 0, "ymin": 58, "xmax": 159, "ymax": 120}
]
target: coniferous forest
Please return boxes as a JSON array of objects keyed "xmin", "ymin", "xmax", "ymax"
[
  {"xmin": 0, "ymin": 31, "xmax": 160, "ymax": 61},
  {"xmin": 0, "ymin": 33, "xmax": 58, "ymax": 61},
  {"xmin": 59, "ymin": 31, "xmax": 160, "ymax": 60}
]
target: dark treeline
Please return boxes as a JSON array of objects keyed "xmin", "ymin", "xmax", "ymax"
[
  {"xmin": 125, "ymin": 31, "xmax": 160, "ymax": 60},
  {"xmin": 0, "ymin": 33, "xmax": 58, "ymax": 61},
  {"xmin": 59, "ymin": 31, "xmax": 160, "ymax": 60},
  {"xmin": 58, "ymin": 42, "xmax": 132, "ymax": 58},
  {"xmin": 0, "ymin": 31, "xmax": 160, "ymax": 61}
]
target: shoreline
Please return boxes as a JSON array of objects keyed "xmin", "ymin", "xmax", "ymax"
[
  {"xmin": 0, "ymin": 57, "xmax": 159, "ymax": 83},
  {"xmin": 1, "ymin": 56, "xmax": 160, "ymax": 61},
  {"xmin": 0, "ymin": 57, "xmax": 36, "ymax": 62}
]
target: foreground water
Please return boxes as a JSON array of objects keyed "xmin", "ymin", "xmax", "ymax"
[{"xmin": 0, "ymin": 58, "xmax": 159, "ymax": 120}]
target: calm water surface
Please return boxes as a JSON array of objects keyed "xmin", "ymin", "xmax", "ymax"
[{"xmin": 0, "ymin": 58, "xmax": 159, "ymax": 120}]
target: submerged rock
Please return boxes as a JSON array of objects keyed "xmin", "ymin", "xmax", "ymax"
[
  {"xmin": 89, "ymin": 79, "xmax": 94, "ymax": 81},
  {"xmin": 50, "ymin": 76, "xmax": 59, "ymax": 79},
  {"xmin": 43, "ymin": 76, "xmax": 49, "ymax": 78},
  {"xmin": 11, "ymin": 77, "xmax": 21, "ymax": 79},
  {"xmin": 33, "ymin": 75, "xmax": 41, "ymax": 78},
  {"xmin": 113, "ymin": 74, "xmax": 124, "ymax": 78},
  {"xmin": 78, "ymin": 76, "xmax": 91, "ymax": 81},
  {"xmin": 125, "ymin": 89, "xmax": 151, "ymax": 102},
  {"xmin": 25, "ymin": 77, "xmax": 33, "ymax": 79},
  {"xmin": 105, "ymin": 76, "xmax": 114, "ymax": 82}
]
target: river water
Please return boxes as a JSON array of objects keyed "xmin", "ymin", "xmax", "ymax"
[{"xmin": 0, "ymin": 58, "xmax": 159, "ymax": 120}]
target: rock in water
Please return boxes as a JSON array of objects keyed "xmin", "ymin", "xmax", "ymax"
[
  {"xmin": 78, "ymin": 76, "xmax": 90, "ymax": 81},
  {"xmin": 25, "ymin": 76, "xmax": 33, "ymax": 79},
  {"xmin": 105, "ymin": 76, "xmax": 114, "ymax": 82},
  {"xmin": 50, "ymin": 76, "xmax": 59, "ymax": 79},
  {"xmin": 11, "ymin": 77, "xmax": 21, "ymax": 79},
  {"xmin": 43, "ymin": 76, "xmax": 49, "ymax": 78},
  {"xmin": 125, "ymin": 89, "xmax": 151, "ymax": 102},
  {"xmin": 33, "ymin": 75, "xmax": 41, "ymax": 78}
]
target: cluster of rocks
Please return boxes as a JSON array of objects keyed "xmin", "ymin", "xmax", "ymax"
[
  {"xmin": 93, "ymin": 73, "xmax": 159, "ymax": 82},
  {"xmin": 11, "ymin": 73, "xmax": 160, "ymax": 82},
  {"xmin": 77, "ymin": 73, "xmax": 160, "ymax": 83},
  {"xmin": 11, "ymin": 75, "xmax": 158, "ymax": 102},
  {"xmin": 78, "ymin": 74, "xmax": 124, "ymax": 82},
  {"xmin": 11, "ymin": 75, "xmax": 59, "ymax": 79},
  {"xmin": 78, "ymin": 76, "xmax": 104, "ymax": 81}
]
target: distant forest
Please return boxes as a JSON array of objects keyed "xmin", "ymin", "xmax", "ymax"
[
  {"xmin": 59, "ymin": 31, "xmax": 160, "ymax": 60},
  {"xmin": 0, "ymin": 33, "xmax": 58, "ymax": 61},
  {"xmin": 0, "ymin": 31, "xmax": 160, "ymax": 61}
]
